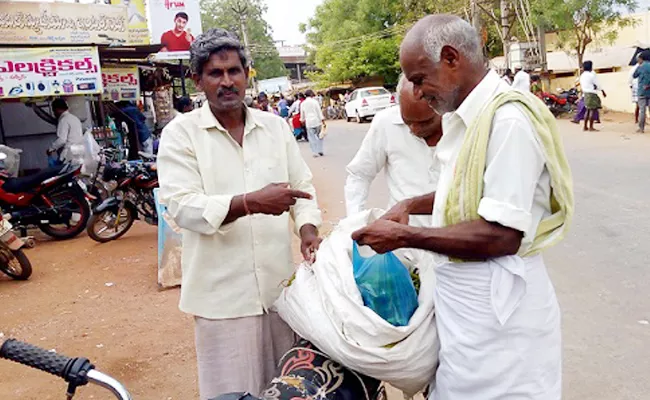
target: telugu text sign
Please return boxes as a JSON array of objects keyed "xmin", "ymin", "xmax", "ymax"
[
  {"xmin": 0, "ymin": 47, "xmax": 103, "ymax": 99},
  {"xmin": 0, "ymin": 2, "xmax": 128, "ymax": 45},
  {"xmin": 102, "ymin": 66, "xmax": 140, "ymax": 102}
]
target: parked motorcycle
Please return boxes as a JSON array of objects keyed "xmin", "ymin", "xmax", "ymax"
[
  {"xmin": 0, "ymin": 156, "xmax": 90, "ymax": 240},
  {"xmin": 0, "ymin": 212, "xmax": 32, "ymax": 280},
  {"xmin": 86, "ymin": 152, "xmax": 158, "ymax": 243},
  {"xmin": 543, "ymin": 87, "xmax": 579, "ymax": 117}
]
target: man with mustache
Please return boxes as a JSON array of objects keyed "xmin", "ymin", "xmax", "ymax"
[
  {"xmin": 353, "ymin": 15, "xmax": 573, "ymax": 399},
  {"xmin": 157, "ymin": 28, "xmax": 322, "ymax": 400},
  {"xmin": 345, "ymin": 74, "xmax": 442, "ymax": 226}
]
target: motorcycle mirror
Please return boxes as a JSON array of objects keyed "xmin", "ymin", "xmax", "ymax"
[{"xmin": 0, "ymin": 152, "xmax": 8, "ymax": 161}]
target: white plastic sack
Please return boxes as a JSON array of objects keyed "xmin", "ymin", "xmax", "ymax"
[
  {"xmin": 80, "ymin": 130, "xmax": 101, "ymax": 175},
  {"xmin": 275, "ymin": 209, "xmax": 439, "ymax": 396}
]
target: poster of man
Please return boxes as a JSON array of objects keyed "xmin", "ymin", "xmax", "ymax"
[{"xmin": 148, "ymin": 0, "xmax": 202, "ymax": 58}]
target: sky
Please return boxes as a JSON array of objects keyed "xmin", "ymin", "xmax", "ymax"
[{"xmin": 264, "ymin": 0, "xmax": 324, "ymax": 46}]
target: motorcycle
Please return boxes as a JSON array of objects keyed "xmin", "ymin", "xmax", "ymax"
[
  {"xmin": 0, "ymin": 212, "xmax": 32, "ymax": 280},
  {"xmin": 86, "ymin": 152, "xmax": 158, "ymax": 243},
  {"xmin": 0, "ymin": 155, "xmax": 90, "ymax": 240},
  {"xmin": 0, "ymin": 338, "xmax": 386, "ymax": 400},
  {"xmin": 543, "ymin": 87, "xmax": 579, "ymax": 117}
]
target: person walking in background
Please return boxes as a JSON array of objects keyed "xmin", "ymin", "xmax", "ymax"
[
  {"xmin": 290, "ymin": 93, "xmax": 307, "ymax": 141},
  {"xmin": 301, "ymin": 89, "xmax": 326, "ymax": 157},
  {"xmin": 345, "ymin": 74, "xmax": 442, "ymax": 224},
  {"xmin": 48, "ymin": 98, "xmax": 84, "ymax": 165},
  {"xmin": 572, "ymin": 71, "xmax": 600, "ymax": 125},
  {"xmin": 580, "ymin": 60, "xmax": 606, "ymax": 132},
  {"xmin": 502, "ymin": 68, "xmax": 513, "ymax": 85},
  {"xmin": 630, "ymin": 53, "xmax": 644, "ymax": 125},
  {"xmin": 277, "ymin": 94, "xmax": 289, "ymax": 118},
  {"xmin": 633, "ymin": 50, "xmax": 650, "ymax": 133},
  {"xmin": 157, "ymin": 28, "xmax": 322, "ymax": 400},
  {"xmin": 512, "ymin": 66, "xmax": 531, "ymax": 91}
]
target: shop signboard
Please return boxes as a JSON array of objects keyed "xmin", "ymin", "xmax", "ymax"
[
  {"xmin": 148, "ymin": 0, "xmax": 203, "ymax": 60},
  {"xmin": 102, "ymin": 65, "xmax": 140, "ymax": 102},
  {"xmin": 0, "ymin": 47, "xmax": 102, "ymax": 99},
  {"xmin": 110, "ymin": 0, "xmax": 151, "ymax": 45},
  {"xmin": 0, "ymin": 1, "xmax": 129, "ymax": 45}
]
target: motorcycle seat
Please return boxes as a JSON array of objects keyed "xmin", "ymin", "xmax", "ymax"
[
  {"xmin": 2, "ymin": 165, "xmax": 65, "ymax": 194},
  {"xmin": 138, "ymin": 151, "xmax": 156, "ymax": 161}
]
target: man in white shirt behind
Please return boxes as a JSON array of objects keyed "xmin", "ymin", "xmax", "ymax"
[
  {"xmin": 48, "ymin": 98, "xmax": 84, "ymax": 163},
  {"xmin": 157, "ymin": 28, "xmax": 322, "ymax": 400},
  {"xmin": 345, "ymin": 74, "xmax": 442, "ymax": 226},
  {"xmin": 300, "ymin": 89, "xmax": 326, "ymax": 157},
  {"xmin": 579, "ymin": 60, "xmax": 607, "ymax": 131},
  {"xmin": 511, "ymin": 66, "xmax": 531, "ymax": 91}
]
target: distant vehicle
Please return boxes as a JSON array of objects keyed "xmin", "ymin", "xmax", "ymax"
[{"xmin": 345, "ymin": 87, "xmax": 395, "ymax": 123}]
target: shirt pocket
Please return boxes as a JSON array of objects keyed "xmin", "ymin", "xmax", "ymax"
[{"xmin": 254, "ymin": 156, "xmax": 287, "ymax": 183}]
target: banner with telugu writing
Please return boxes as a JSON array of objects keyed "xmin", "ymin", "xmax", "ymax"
[
  {"xmin": 102, "ymin": 66, "xmax": 140, "ymax": 102},
  {"xmin": 0, "ymin": 47, "xmax": 102, "ymax": 99},
  {"xmin": 110, "ymin": 0, "xmax": 150, "ymax": 45},
  {"xmin": 0, "ymin": 1, "xmax": 128, "ymax": 45}
]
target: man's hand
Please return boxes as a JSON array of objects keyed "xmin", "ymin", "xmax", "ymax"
[
  {"xmin": 380, "ymin": 200, "xmax": 411, "ymax": 225},
  {"xmin": 300, "ymin": 224, "xmax": 322, "ymax": 263},
  {"xmin": 351, "ymin": 219, "xmax": 409, "ymax": 254},
  {"xmin": 247, "ymin": 183, "xmax": 312, "ymax": 216},
  {"xmin": 602, "ymin": 90, "xmax": 607, "ymax": 98}
]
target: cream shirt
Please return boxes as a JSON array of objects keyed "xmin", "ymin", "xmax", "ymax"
[
  {"xmin": 344, "ymin": 106, "xmax": 439, "ymax": 227},
  {"xmin": 300, "ymin": 97, "xmax": 324, "ymax": 129},
  {"xmin": 157, "ymin": 104, "xmax": 322, "ymax": 320}
]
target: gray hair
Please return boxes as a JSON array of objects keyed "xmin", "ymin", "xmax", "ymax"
[
  {"xmin": 396, "ymin": 73, "xmax": 407, "ymax": 94},
  {"xmin": 190, "ymin": 28, "xmax": 249, "ymax": 76},
  {"xmin": 423, "ymin": 16, "xmax": 484, "ymax": 66}
]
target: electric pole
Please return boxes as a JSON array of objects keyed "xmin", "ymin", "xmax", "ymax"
[{"xmin": 500, "ymin": 0, "xmax": 511, "ymax": 68}]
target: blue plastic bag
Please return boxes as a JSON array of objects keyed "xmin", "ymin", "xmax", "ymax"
[{"xmin": 352, "ymin": 241, "xmax": 418, "ymax": 326}]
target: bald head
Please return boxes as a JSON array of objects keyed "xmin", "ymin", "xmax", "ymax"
[
  {"xmin": 399, "ymin": 14, "xmax": 487, "ymax": 114},
  {"xmin": 397, "ymin": 75, "xmax": 441, "ymax": 142}
]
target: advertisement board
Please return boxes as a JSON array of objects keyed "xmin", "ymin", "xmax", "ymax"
[
  {"xmin": 102, "ymin": 66, "xmax": 140, "ymax": 102},
  {"xmin": 110, "ymin": 0, "xmax": 151, "ymax": 45},
  {"xmin": 0, "ymin": 1, "xmax": 128, "ymax": 45},
  {"xmin": 0, "ymin": 47, "xmax": 103, "ymax": 99},
  {"xmin": 148, "ymin": 0, "xmax": 203, "ymax": 59}
]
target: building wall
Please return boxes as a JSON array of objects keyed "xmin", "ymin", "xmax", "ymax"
[
  {"xmin": 545, "ymin": 11, "xmax": 650, "ymax": 51},
  {"xmin": 549, "ymin": 68, "xmax": 636, "ymax": 113}
]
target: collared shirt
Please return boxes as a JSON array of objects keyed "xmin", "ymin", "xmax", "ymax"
[
  {"xmin": 345, "ymin": 106, "xmax": 439, "ymax": 227},
  {"xmin": 629, "ymin": 64, "xmax": 640, "ymax": 97},
  {"xmin": 289, "ymin": 99, "xmax": 302, "ymax": 116},
  {"xmin": 300, "ymin": 97, "xmax": 324, "ymax": 129},
  {"xmin": 511, "ymin": 70, "xmax": 530, "ymax": 92},
  {"xmin": 432, "ymin": 69, "xmax": 551, "ymax": 265},
  {"xmin": 51, "ymin": 111, "xmax": 84, "ymax": 161},
  {"xmin": 157, "ymin": 103, "xmax": 322, "ymax": 320},
  {"xmin": 579, "ymin": 71, "xmax": 602, "ymax": 94}
]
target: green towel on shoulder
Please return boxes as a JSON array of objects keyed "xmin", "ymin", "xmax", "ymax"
[{"xmin": 444, "ymin": 90, "xmax": 574, "ymax": 258}]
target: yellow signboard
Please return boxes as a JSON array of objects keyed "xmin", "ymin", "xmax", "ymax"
[
  {"xmin": 0, "ymin": 1, "xmax": 129, "ymax": 45},
  {"xmin": 0, "ymin": 47, "xmax": 102, "ymax": 99},
  {"xmin": 102, "ymin": 65, "xmax": 140, "ymax": 101},
  {"xmin": 110, "ymin": 0, "xmax": 150, "ymax": 45}
]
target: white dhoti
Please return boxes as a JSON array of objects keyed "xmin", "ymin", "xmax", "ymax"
[
  {"xmin": 194, "ymin": 313, "xmax": 296, "ymax": 400},
  {"xmin": 431, "ymin": 254, "xmax": 561, "ymax": 400}
]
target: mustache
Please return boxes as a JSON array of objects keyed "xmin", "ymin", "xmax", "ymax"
[{"xmin": 217, "ymin": 87, "xmax": 240, "ymax": 97}]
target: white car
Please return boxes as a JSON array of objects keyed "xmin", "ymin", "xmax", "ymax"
[{"xmin": 345, "ymin": 87, "xmax": 395, "ymax": 123}]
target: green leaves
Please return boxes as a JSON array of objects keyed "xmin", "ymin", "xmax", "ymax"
[{"xmin": 199, "ymin": 0, "xmax": 287, "ymax": 80}]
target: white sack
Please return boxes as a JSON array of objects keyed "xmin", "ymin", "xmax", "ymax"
[{"xmin": 275, "ymin": 209, "xmax": 439, "ymax": 396}]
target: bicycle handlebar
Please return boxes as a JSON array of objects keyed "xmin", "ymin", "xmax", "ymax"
[{"xmin": 1, "ymin": 339, "xmax": 132, "ymax": 400}]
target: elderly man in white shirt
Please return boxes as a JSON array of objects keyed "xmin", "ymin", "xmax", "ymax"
[
  {"xmin": 511, "ymin": 66, "xmax": 531, "ymax": 91},
  {"xmin": 353, "ymin": 15, "xmax": 573, "ymax": 400},
  {"xmin": 157, "ymin": 28, "xmax": 322, "ymax": 400},
  {"xmin": 344, "ymin": 74, "xmax": 441, "ymax": 226},
  {"xmin": 300, "ymin": 89, "xmax": 326, "ymax": 157},
  {"xmin": 48, "ymin": 98, "xmax": 84, "ymax": 163}
]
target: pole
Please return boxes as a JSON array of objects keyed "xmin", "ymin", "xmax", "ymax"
[
  {"xmin": 538, "ymin": 25, "xmax": 547, "ymax": 72},
  {"xmin": 179, "ymin": 59, "xmax": 187, "ymax": 97},
  {"xmin": 500, "ymin": 0, "xmax": 511, "ymax": 68},
  {"xmin": 233, "ymin": 1, "xmax": 257, "ymax": 94}
]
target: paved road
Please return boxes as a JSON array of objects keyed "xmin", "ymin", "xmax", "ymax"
[{"xmin": 299, "ymin": 116, "xmax": 650, "ymax": 400}]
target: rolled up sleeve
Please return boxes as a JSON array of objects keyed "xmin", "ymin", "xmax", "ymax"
[
  {"xmin": 344, "ymin": 119, "xmax": 386, "ymax": 216},
  {"xmin": 477, "ymin": 107, "xmax": 545, "ymax": 235},
  {"xmin": 157, "ymin": 121, "xmax": 234, "ymax": 235},
  {"xmin": 282, "ymin": 122, "xmax": 322, "ymax": 233}
]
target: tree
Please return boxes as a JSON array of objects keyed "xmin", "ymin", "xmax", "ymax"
[
  {"xmin": 531, "ymin": 0, "xmax": 638, "ymax": 68},
  {"xmin": 301, "ymin": 0, "xmax": 509, "ymax": 87},
  {"xmin": 200, "ymin": 0, "xmax": 287, "ymax": 80}
]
